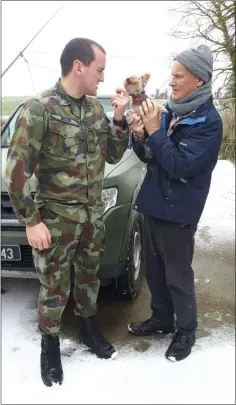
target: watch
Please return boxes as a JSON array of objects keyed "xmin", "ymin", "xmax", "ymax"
[
  {"xmin": 132, "ymin": 130, "xmax": 149, "ymax": 141},
  {"xmin": 132, "ymin": 133, "xmax": 140, "ymax": 141},
  {"xmin": 132, "ymin": 133, "xmax": 144, "ymax": 141}
]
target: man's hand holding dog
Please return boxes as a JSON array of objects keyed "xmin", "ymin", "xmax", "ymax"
[
  {"xmin": 111, "ymin": 88, "xmax": 130, "ymax": 120},
  {"xmin": 139, "ymin": 99, "xmax": 161, "ymax": 136},
  {"xmin": 130, "ymin": 114, "xmax": 145, "ymax": 140}
]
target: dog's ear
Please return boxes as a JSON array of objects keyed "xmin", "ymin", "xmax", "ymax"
[
  {"xmin": 141, "ymin": 73, "xmax": 151, "ymax": 88},
  {"xmin": 124, "ymin": 77, "xmax": 131, "ymax": 89}
]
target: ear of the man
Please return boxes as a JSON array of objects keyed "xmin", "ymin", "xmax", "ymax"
[
  {"xmin": 197, "ymin": 79, "xmax": 204, "ymax": 87},
  {"xmin": 73, "ymin": 59, "xmax": 82, "ymax": 74},
  {"xmin": 141, "ymin": 73, "xmax": 151, "ymax": 88}
]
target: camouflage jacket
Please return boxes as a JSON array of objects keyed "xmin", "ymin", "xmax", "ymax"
[{"xmin": 5, "ymin": 80, "xmax": 129, "ymax": 226}]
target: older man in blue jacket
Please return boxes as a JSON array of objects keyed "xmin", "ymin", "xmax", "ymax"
[{"xmin": 128, "ymin": 45, "xmax": 223, "ymax": 361}]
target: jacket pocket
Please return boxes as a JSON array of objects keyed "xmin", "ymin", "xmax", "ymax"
[
  {"xmin": 168, "ymin": 178, "xmax": 188, "ymax": 201},
  {"xmin": 47, "ymin": 118, "xmax": 86, "ymax": 160}
]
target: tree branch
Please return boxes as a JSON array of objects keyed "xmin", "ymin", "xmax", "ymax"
[{"xmin": 169, "ymin": 0, "xmax": 235, "ymax": 96}]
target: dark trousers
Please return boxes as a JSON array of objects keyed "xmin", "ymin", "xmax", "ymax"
[{"xmin": 143, "ymin": 216, "xmax": 197, "ymax": 331}]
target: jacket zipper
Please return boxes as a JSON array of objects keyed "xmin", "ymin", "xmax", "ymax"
[{"xmin": 168, "ymin": 179, "xmax": 172, "ymax": 196}]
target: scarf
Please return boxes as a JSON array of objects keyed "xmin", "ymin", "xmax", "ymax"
[{"xmin": 168, "ymin": 81, "xmax": 212, "ymax": 117}]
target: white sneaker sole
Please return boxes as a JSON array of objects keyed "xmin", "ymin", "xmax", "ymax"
[
  {"xmin": 167, "ymin": 356, "xmax": 177, "ymax": 362},
  {"xmin": 128, "ymin": 324, "xmax": 173, "ymax": 335},
  {"xmin": 110, "ymin": 351, "xmax": 118, "ymax": 360},
  {"xmin": 128, "ymin": 324, "xmax": 133, "ymax": 333}
]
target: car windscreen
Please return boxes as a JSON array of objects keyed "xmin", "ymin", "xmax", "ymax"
[
  {"xmin": 1, "ymin": 97, "xmax": 124, "ymax": 149},
  {"xmin": 97, "ymin": 97, "xmax": 115, "ymax": 115}
]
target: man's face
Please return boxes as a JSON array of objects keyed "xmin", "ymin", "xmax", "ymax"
[
  {"xmin": 79, "ymin": 46, "xmax": 106, "ymax": 96},
  {"xmin": 169, "ymin": 61, "xmax": 203, "ymax": 101}
]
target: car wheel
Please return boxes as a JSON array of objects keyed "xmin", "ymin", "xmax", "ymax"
[{"xmin": 117, "ymin": 213, "xmax": 145, "ymax": 299}]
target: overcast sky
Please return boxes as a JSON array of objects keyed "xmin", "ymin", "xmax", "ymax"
[{"xmin": 2, "ymin": 1, "xmax": 201, "ymax": 97}]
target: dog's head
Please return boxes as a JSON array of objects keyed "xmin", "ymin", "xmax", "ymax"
[
  {"xmin": 124, "ymin": 72, "xmax": 167, "ymax": 125},
  {"xmin": 124, "ymin": 73, "xmax": 151, "ymax": 98}
]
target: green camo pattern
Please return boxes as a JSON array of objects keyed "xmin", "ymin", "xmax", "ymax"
[
  {"xmin": 5, "ymin": 80, "xmax": 129, "ymax": 226},
  {"xmin": 33, "ymin": 207, "xmax": 105, "ymax": 335}
]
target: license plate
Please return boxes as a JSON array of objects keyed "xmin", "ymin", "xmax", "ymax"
[{"xmin": 1, "ymin": 245, "xmax": 21, "ymax": 261}]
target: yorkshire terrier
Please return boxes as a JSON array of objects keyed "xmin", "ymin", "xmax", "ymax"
[
  {"xmin": 124, "ymin": 73, "xmax": 167, "ymax": 159},
  {"xmin": 124, "ymin": 73, "xmax": 151, "ymax": 125}
]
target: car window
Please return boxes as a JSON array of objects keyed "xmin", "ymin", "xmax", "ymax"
[
  {"xmin": 97, "ymin": 96, "xmax": 132, "ymax": 148},
  {"xmin": 1, "ymin": 98, "xmax": 132, "ymax": 148},
  {"xmin": 1, "ymin": 105, "xmax": 24, "ymax": 148}
]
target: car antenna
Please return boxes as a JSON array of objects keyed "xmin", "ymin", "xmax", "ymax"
[{"xmin": 1, "ymin": 3, "xmax": 64, "ymax": 78}]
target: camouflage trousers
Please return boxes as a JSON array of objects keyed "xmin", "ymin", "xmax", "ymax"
[{"xmin": 32, "ymin": 207, "xmax": 105, "ymax": 336}]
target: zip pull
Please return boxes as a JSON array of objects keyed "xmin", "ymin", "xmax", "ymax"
[{"xmin": 168, "ymin": 180, "xmax": 172, "ymax": 195}]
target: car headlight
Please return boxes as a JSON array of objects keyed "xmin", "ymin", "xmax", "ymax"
[{"xmin": 102, "ymin": 187, "xmax": 118, "ymax": 214}]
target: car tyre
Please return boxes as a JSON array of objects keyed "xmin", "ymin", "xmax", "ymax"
[{"xmin": 117, "ymin": 213, "xmax": 145, "ymax": 299}]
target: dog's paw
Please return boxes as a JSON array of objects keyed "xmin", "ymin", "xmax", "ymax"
[
  {"xmin": 125, "ymin": 109, "xmax": 134, "ymax": 125},
  {"xmin": 160, "ymin": 106, "xmax": 168, "ymax": 114},
  {"xmin": 152, "ymin": 100, "xmax": 168, "ymax": 114}
]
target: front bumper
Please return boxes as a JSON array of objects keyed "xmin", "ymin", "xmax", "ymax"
[
  {"xmin": 1, "ymin": 203, "xmax": 130, "ymax": 280},
  {"xmin": 1, "ymin": 262, "xmax": 126, "ymax": 284}
]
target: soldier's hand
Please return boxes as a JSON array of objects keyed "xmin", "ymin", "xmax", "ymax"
[
  {"xmin": 130, "ymin": 114, "xmax": 145, "ymax": 140},
  {"xmin": 112, "ymin": 88, "xmax": 130, "ymax": 120},
  {"xmin": 26, "ymin": 222, "xmax": 51, "ymax": 250}
]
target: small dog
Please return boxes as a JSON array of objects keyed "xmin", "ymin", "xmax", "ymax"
[
  {"xmin": 124, "ymin": 73, "xmax": 167, "ymax": 158},
  {"xmin": 124, "ymin": 73, "xmax": 151, "ymax": 125}
]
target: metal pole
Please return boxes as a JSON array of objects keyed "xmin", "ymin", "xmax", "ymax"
[{"xmin": 1, "ymin": 4, "xmax": 64, "ymax": 78}]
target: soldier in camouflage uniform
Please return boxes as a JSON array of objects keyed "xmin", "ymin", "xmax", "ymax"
[{"xmin": 5, "ymin": 38, "xmax": 130, "ymax": 387}]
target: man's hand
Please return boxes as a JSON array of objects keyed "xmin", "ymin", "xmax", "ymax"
[
  {"xmin": 139, "ymin": 99, "xmax": 162, "ymax": 136},
  {"xmin": 26, "ymin": 222, "xmax": 51, "ymax": 251},
  {"xmin": 111, "ymin": 88, "xmax": 130, "ymax": 120},
  {"xmin": 130, "ymin": 114, "xmax": 145, "ymax": 140}
]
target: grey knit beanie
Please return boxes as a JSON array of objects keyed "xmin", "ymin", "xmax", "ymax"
[{"xmin": 175, "ymin": 44, "xmax": 213, "ymax": 83}]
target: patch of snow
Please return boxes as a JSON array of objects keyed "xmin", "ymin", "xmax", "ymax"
[
  {"xmin": 2, "ymin": 286, "xmax": 235, "ymax": 405},
  {"xmin": 2, "ymin": 327, "xmax": 235, "ymax": 405},
  {"xmin": 196, "ymin": 160, "xmax": 235, "ymax": 249}
]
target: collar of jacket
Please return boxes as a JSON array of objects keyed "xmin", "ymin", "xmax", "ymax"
[
  {"xmin": 164, "ymin": 96, "xmax": 214, "ymax": 129},
  {"xmin": 54, "ymin": 78, "xmax": 87, "ymax": 107}
]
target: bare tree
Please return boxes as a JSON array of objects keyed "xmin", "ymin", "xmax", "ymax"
[
  {"xmin": 169, "ymin": 1, "xmax": 235, "ymax": 98},
  {"xmin": 151, "ymin": 88, "xmax": 168, "ymax": 100}
]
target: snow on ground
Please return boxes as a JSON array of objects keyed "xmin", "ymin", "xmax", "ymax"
[
  {"xmin": 2, "ymin": 295, "xmax": 235, "ymax": 405},
  {"xmin": 2, "ymin": 160, "xmax": 235, "ymax": 404},
  {"xmin": 196, "ymin": 160, "xmax": 235, "ymax": 249},
  {"xmin": 2, "ymin": 325, "xmax": 235, "ymax": 405}
]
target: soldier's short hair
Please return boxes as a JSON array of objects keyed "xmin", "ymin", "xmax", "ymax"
[{"xmin": 60, "ymin": 38, "xmax": 106, "ymax": 76}]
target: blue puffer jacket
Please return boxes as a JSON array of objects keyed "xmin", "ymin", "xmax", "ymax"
[{"xmin": 133, "ymin": 97, "xmax": 223, "ymax": 226}]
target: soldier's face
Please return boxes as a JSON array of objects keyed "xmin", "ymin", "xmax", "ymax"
[{"xmin": 81, "ymin": 46, "xmax": 106, "ymax": 96}]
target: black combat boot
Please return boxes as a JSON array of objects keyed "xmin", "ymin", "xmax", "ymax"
[
  {"xmin": 79, "ymin": 316, "xmax": 117, "ymax": 359},
  {"xmin": 128, "ymin": 315, "xmax": 175, "ymax": 336},
  {"xmin": 40, "ymin": 334, "xmax": 63, "ymax": 387},
  {"xmin": 165, "ymin": 330, "xmax": 196, "ymax": 361}
]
